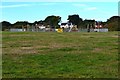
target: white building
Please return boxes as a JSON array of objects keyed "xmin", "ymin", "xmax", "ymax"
[
  {"xmin": 60, "ymin": 22, "xmax": 73, "ymax": 29},
  {"xmin": 39, "ymin": 25, "xmax": 46, "ymax": 29}
]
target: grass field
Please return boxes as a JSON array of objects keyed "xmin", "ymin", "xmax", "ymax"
[{"xmin": 2, "ymin": 31, "xmax": 119, "ymax": 78}]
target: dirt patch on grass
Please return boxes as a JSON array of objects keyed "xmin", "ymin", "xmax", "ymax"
[
  {"xmin": 112, "ymin": 36, "xmax": 118, "ymax": 38},
  {"xmin": 21, "ymin": 47, "xmax": 33, "ymax": 49},
  {"xmin": 92, "ymin": 48, "xmax": 102, "ymax": 53},
  {"xmin": 6, "ymin": 47, "xmax": 37, "ymax": 54},
  {"xmin": 20, "ymin": 47, "xmax": 37, "ymax": 54}
]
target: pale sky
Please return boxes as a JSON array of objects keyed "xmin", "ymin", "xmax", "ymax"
[{"xmin": 0, "ymin": 0, "xmax": 119, "ymax": 24}]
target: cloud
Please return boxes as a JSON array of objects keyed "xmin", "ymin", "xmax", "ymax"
[
  {"xmin": 0, "ymin": 2, "xmax": 57, "ymax": 8},
  {"xmin": 86, "ymin": 7, "xmax": 97, "ymax": 10},
  {"xmin": 72, "ymin": 3, "xmax": 97, "ymax": 11},
  {"xmin": 0, "ymin": 4, "xmax": 34, "ymax": 8},
  {"xmin": 72, "ymin": 3, "xmax": 87, "ymax": 7}
]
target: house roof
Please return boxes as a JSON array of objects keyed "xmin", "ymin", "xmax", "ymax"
[{"xmin": 61, "ymin": 23, "xmax": 67, "ymax": 25}]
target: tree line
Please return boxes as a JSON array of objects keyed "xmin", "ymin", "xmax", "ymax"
[{"xmin": 0, "ymin": 14, "xmax": 120, "ymax": 31}]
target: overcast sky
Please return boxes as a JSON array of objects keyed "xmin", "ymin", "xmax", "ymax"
[{"xmin": 0, "ymin": 0, "xmax": 119, "ymax": 23}]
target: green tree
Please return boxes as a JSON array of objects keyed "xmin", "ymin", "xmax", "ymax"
[
  {"xmin": 44, "ymin": 15, "xmax": 61, "ymax": 29},
  {"xmin": 83, "ymin": 19, "xmax": 95, "ymax": 29},
  {"xmin": 13, "ymin": 21, "xmax": 29, "ymax": 28},
  {"xmin": 1, "ymin": 21, "xmax": 11, "ymax": 31},
  {"xmin": 67, "ymin": 14, "xmax": 83, "ymax": 28},
  {"xmin": 105, "ymin": 16, "xmax": 120, "ymax": 31}
]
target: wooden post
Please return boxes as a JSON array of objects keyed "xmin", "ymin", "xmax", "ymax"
[
  {"xmin": 27, "ymin": 24, "xmax": 29, "ymax": 31},
  {"xmin": 87, "ymin": 24, "xmax": 90, "ymax": 32},
  {"xmin": 22, "ymin": 25, "xmax": 24, "ymax": 32}
]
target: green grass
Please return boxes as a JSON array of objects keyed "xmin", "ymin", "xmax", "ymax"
[{"xmin": 2, "ymin": 31, "xmax": 119, "ymax": 78}]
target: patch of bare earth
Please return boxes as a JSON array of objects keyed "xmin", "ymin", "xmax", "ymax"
[
  {"xmin": 92, "ymin": 48, "xmax": 102, "ymax": 53},
  {"xmin": 112, "ymin": 36, "xmax": 118, "ymax": 38},
  {"xmin": 9, "ymin": 47, "xmax": 37, "ymax": 54}
]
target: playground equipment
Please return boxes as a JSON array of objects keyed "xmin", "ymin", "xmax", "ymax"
[
  {"xmin": 56, "ymin": 28, "xmax": 63, "ymax": 33},
  {"xmin": 68, "ymin": 25, "xmax": 78, "ymax": 32}
]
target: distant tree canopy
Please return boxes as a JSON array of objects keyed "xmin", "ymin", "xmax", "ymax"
[
  {"xmin": 105, "ymin": 16, "xmax": 120, "ymax": 31},
  {"xmin": 44, "ymin": 15, "xmax": 61, "ymax": 28},
  {"xmin": 1, "ymin": 15, "xmax": 120, "ymax": 31},
  {"xmin": 13, "ymin": 21, "xmax": 29, "ymax": 28},
  {"xmin": 1, "ymin": 21, "xmax": 11, "ymax": 31},
  {"xmin": 100, "ymin": 22, "xmax": 107, "ymax": 28},
  {"xmin": 67, "ymin": 14, "xmax": 83, "ymax": 28},
  {"xmin": 83, "ymin": 19, "xmax": 95, "ymax": 29}
]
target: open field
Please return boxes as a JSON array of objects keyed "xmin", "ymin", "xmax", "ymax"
[{"xmin": 2, "ymin": 31, "xmax": 119, "ymax": 78}]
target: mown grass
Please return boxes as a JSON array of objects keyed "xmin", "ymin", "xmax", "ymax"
[{"xmin": 2, "ymin": 31, "xmax": 119, "ymax": 78}]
